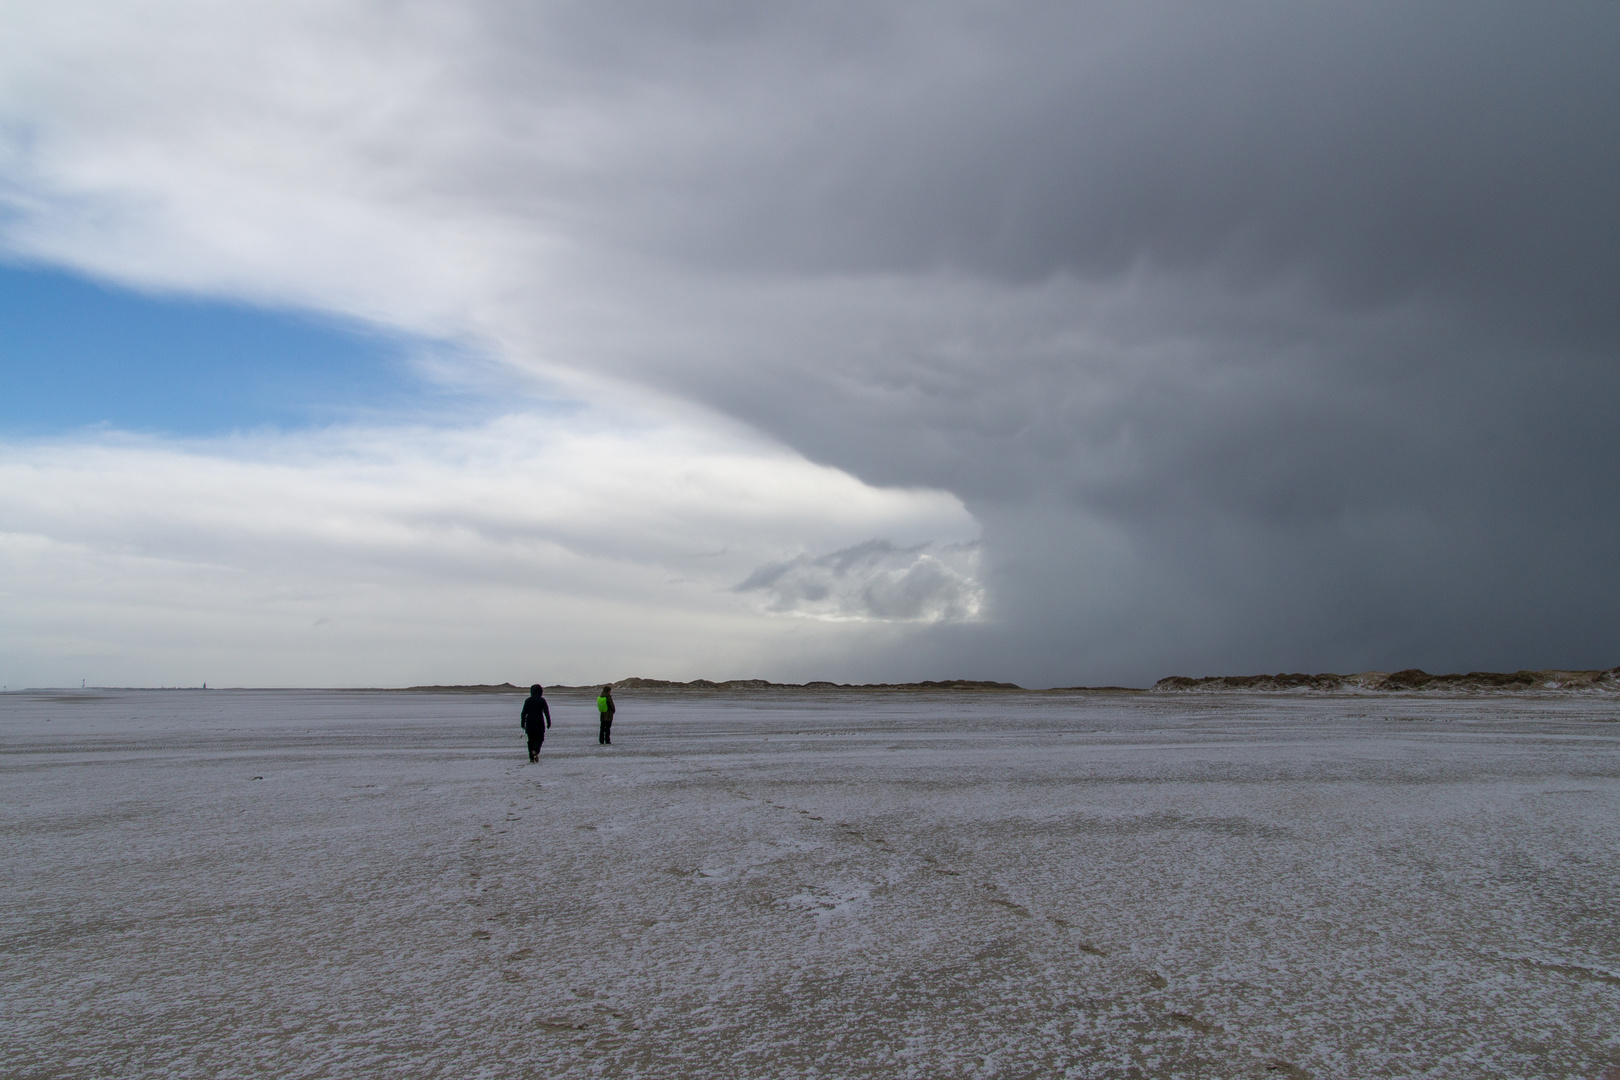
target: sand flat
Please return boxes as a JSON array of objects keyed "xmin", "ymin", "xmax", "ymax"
[{"xmin": 3, "ymin": 689, "xmax": 1617, "ymax": 1078}]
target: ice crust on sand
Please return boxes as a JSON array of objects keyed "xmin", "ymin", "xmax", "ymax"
[{"xmin": 3, "ymin": 689, "xmax": 1618, "ymax": 1078}]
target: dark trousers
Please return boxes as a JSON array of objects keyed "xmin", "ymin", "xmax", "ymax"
[
  {"xmin": 598, "ymin": 717, "xmax": 612, "ymax": 744},
  {"xmin": 526, "ymin": 730, "xmax": 543, "ymax": 757}
]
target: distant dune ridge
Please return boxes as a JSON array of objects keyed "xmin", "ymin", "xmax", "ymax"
[
  {"xmin": 403, "ymin": 678, "xmax": 1029, "ymax": 693},
  {"xmin": 1150, "ymin": 667, "xmax": 1620, "ymax": 694},
  {"xmin": 398, "ymin": 667, "xmax": 1620, "ymax": 696},
  {"xmin": 611, "ymin": 677, "xmax": 1027, "ymax": 692},
  {"xmin": 401, "ymin": 678, "xmax": 1029, "ymax": 693},
  {"xmin": 402, "ymin": 683, "xmax": 529, "ymax": 693}
]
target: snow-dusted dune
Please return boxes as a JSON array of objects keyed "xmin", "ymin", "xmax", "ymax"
[{"xmin": 4, "ymin": 689, "xmax": 1617, "ymax": 1078}]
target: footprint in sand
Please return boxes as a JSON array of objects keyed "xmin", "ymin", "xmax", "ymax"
[{"xmin": 1167, "ymin": 1011, "xmax": 1220, "ymax": 1034}]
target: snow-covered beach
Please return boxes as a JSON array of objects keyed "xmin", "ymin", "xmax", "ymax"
[{"xmin": 4, "ymin": 689, "xmax": 1617, "ymax": 1079}]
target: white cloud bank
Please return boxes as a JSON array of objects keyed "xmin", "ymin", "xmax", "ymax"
[{"xmin": 0, "ymin": 410, "xmax": 979, "ymax": 688}]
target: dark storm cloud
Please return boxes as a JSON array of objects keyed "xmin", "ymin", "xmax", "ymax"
[
  {"xmin": 489, "ymin": 0, "xmax": 1619, "ymax": 681},
  {"xmin": 479, "ymin": 2, "xmax": 1619, "ymax": 340}
]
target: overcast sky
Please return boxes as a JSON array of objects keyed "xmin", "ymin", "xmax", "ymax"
[{"xmin": 2, "ymin": 0, "xmax": 1616, "ymax": 688}]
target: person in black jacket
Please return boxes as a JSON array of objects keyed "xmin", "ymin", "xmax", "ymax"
[{"xmin": 521, "ymin": 684, "xmax": 551, "ymax": 762}]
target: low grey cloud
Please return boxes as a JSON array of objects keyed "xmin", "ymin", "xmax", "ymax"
[{"xmin": 737, "ymin": 539, "xmax": 982, "ymax": 623}]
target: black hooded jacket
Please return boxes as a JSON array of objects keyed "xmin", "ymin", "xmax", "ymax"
[{"xmin": 521, "ymin": 692, "xmax": 551, "ymax": 733}]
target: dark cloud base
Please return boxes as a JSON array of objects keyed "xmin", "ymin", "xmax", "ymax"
[{"xmin": 556, "ymin": 1, "xmax": 1620, "ymax": 685}]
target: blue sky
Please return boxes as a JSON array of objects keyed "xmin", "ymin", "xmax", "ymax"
[{"xmin": 0, "ymin": 264, "xmax": 449, "ymax": 436}]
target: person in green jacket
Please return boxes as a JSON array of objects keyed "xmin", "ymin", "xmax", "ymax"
[{"xmin": 597, "ymin": 685, "xmax": 616, "ymax": 744}]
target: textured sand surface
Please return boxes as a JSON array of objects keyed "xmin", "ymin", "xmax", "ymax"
[{"xmin": 3, "ymin": 689, "xmax": 1618, "ymax": 1079}]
